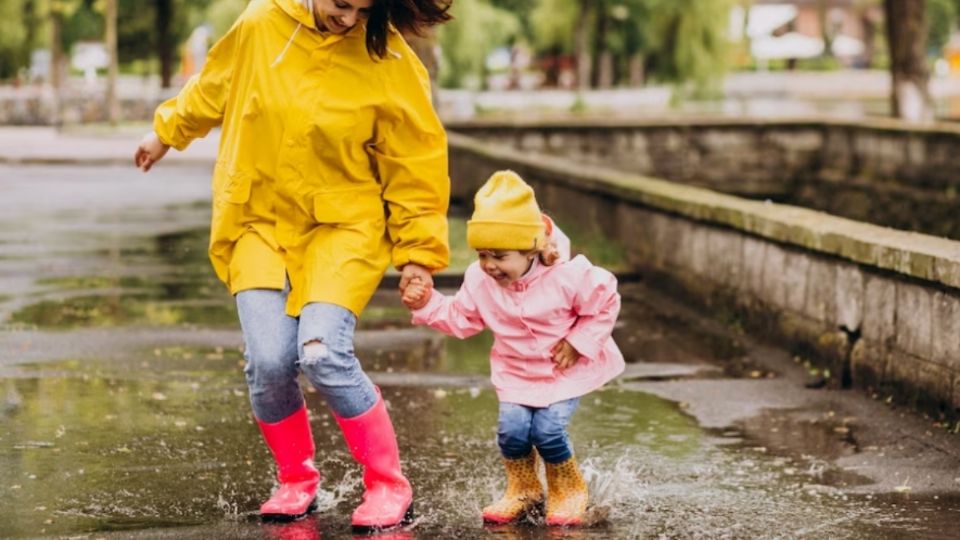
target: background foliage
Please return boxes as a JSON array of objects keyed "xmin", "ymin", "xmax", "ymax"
[{"xmin": 1, "ymin": 0, "xmax": 958, "ymax": 91}]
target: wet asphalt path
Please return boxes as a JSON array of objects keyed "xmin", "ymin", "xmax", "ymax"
[{"xmin": 0, "ymin": 163, "xmax": 958, "ymax": 539}]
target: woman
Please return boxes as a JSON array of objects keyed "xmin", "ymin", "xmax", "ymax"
[{"xmin": 134, "ymin": 0, "xmax": 452, "ymax": 531}]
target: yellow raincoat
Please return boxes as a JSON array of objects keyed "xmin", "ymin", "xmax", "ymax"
[{"xmin": 153, "ymin": 0, "xmax": 450, "ymax": 317}]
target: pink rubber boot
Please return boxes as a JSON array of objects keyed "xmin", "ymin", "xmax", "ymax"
[
  {"xmin": 257, "ymin": 405, "xmax": 320, "ymax": 521},
  {"xmin": 335, "ymin": 390, "xmax": 414, "ymax": 532}
]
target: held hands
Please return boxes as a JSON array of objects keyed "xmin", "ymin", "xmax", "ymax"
[
  {"xmin": 401, "ymin": 278, "xmax": 431, "ymax": 310},
  {"xmin": 399, "ymin": 263, "xmax": 433, "ymax": 310},
  {"xmin": 134, "ymin": 132, "xmax": 170, "ymax": 172},
  {"xmin": 551, "ymin": 339, "xmax": 580, "ymax": 370}
]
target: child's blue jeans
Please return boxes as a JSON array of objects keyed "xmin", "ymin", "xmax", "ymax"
[
  {"xmin": 236, "ymin": 287, "xmax": 378, "ymax": 423},
  {"xmin": 497, "ymin": 398, "xmax": 581, "ymax": 464}
]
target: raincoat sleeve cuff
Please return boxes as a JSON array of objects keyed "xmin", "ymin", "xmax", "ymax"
[
  {"xmin": 564, "ymin": 329, "xmax": 603, "ymax": 360},
  {"xmin": 394, "ymin": 248, "xmax": 447, "ymax": 273},
  {"xmin": 153, "ymin": 98, "xmax": 191, "ymax": 151},
  {"xmin": 410, "ymin": 289, "xmax": 443, "ymax": 324}
]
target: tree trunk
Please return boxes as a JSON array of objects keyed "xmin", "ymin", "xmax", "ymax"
[
  {"xmin": 156, "ymin": 0, "xmax": 173, "ymax": 88},
  {"xmin": 50, "ymin": 10, "xmax": 63, "ymax": 89},
  {"xmin": 818, "ymin": 0, "xmax": 834, "ymax": 57},
  {"xmin": 591, "ymin": 2, "xmax": 609, "ymax": 88},
  {"xmin": 597, "ymin": 51, "xmax": 614, "ymax": 88},
  {"xmin": 22, "ymin": 0, "xmax": 39, "ymax": 77},
  {"xmin": 884, "ymin": 0, "xmax": 934, "ymax": 122},
  {"xmin": 105, "ymin": 0, "xmax": 119, "ymax": 124},
  {"xmin": 628, "ymin": 53, "xmax": 645, "ymax": 86},
  {"xmin": 50, "ymin": 9, "xmax": 64, "ymax": 126},
  {"xmin": 574, "ymin": 0, "xmax": 592, "ymax": 91},
  {"xmin": 861, "ymin": 9, "xmax": 877, "ymax": 68}
]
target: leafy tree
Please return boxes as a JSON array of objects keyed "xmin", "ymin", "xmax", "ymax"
[
  {"xmin": 530, "ymin": 0, "xmax": 579, "ymax": 54},
  {"xmin": 593, "ymin": 1, "xmax": 657, "ymax": 87},
  {"xmin": 526, "ymin": 0, "xmax": 730, "ymax": 90},
  {"xmin": 117, "ymin": 0, "xmax": 212, "ymax": 86},
  {"xmin": 488, "ymin": 0, "xmax": 537, "ymax": 37},
  {"xmin": 927, "ymin": 0, "xmax": 957, "ymax": 52},
  {"xmin": 437, "ymin": 0, "xmax": 521, "ymax": 88},
  {"xmin": 205, "ymin": 0, "xmax": 247, "ymax": 39},
  {"xmin": 645, "ymin": 0, "xmax": 731, "ymax": 92},
  {"xmin": 0, "ymin": 0, "xmax": 31, "ymax": 79},
  {"xmin": 62, "ymin": 0, "xmax": 102, "ymax": 49}
]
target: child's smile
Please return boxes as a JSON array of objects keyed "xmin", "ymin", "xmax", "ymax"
[{"xmin": 478, "ymin": 250, "xmax": 534, "ymax": 286}]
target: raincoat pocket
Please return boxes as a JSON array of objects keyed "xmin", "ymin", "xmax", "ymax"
[
  {"xmin": 311, "ymin": 186, "xmax": 385, "ymax": 224},
  {"xmin": 212, "ymin": 161, "xmax": 253, "ymax": 204}
]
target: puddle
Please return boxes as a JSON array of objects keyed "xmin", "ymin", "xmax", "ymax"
[
  {"xmin": 7, "ymin": 206, "xmax": 630, "ymax": 333},
  {"xmin": 1, "ymin": 355, "xmax": 956, "ymax": 539},
  {"xmin": 726, "ymin": 408, "xmax": 874, "ymax": 491}
]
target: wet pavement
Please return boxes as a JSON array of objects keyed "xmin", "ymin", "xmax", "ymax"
[{"xmin": 1, "ymin": 164, "xmax": 959, "ymax": 539}]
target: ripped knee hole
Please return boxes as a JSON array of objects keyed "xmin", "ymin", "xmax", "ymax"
[{"xmin": 302, "ymin": 340, "xmax": 329, "ymax": 365}]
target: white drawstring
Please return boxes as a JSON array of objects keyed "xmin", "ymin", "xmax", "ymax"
[
  {"xmin": 271, "ymin": 22, "xmax": 302, "ymax": 67},
  {"xmin": 272, "ymin": 0, "xmax": 313, "ymax": 67}
]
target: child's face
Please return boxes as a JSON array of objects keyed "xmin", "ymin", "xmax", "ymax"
[{"xmin": 477, "ymin": 249, "xmax": 535, "ymax": 286}]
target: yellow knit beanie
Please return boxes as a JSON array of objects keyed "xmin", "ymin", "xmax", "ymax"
[{"xmin": 467, "ymin": 170, "xmax": 546, "ymax": 250}]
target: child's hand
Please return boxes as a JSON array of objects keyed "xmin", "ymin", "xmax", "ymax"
[
  {"xmin": 540, "ymin": 241, "xmax": 560, "ymax": 266},
  {"xmin": 135, "ymin": 132, "xmax": 170, "ymax": 172},
  {"xmin": 401, "ymin": 278, "xmax": 431, "ymax": 310},
  {"xmin": 551, "ymin": 339, "xmax": 580, "ymax": 370}
]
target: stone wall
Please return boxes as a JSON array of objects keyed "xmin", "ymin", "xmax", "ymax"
[
  {"xmin": 0, "ymin": 90, "xmax": 166, "ymax": 126},
  {"xmin": 448, "ymin": 118, "xmax": 960, "ymax": 239},
  {"xmin": 448, "ymin": 131, "xmax": 960, "ymax": 420}
]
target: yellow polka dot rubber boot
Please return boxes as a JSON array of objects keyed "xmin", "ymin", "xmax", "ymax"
[
  {"xmin": 481, "ymin": 450, "xmax": 544, "ymax": 523},
  {"xmin": 544, "ymin": 455, "xmax": 588, "ymax": 526}
]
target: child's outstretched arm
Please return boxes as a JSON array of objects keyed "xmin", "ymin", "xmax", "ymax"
[
  {"xmin": 562, "ymin": 263, "xmax": 621, "ymax": 361},
  {"xmin": 409, "ymin": 278, "xmax": 486, "ymax": 340}
]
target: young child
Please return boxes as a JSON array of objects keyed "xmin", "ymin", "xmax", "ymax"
[{"xmin": 401, "ymin": 170, "xmax": 624, "ymax": 526}]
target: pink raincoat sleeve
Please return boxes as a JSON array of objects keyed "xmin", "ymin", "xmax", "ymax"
[
  {"xmin": 411, "ymin": 283, "xmax": 486, "ymax": 339},
  {"xmin": 563, "ymin": 261, "xmax": 621, "ymax": 360}
]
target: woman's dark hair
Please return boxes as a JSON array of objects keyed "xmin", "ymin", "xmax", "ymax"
[{"xmin": 365, "ymin": 0, "xmax": 453, "ymax": 59}]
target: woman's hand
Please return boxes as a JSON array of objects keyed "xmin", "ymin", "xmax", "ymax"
[
  {"xmin": 551, "ymin": 340, "xmax": 580, "ymax": 370},
  {"xmin": 401, "ymin": 278, "xmax": 431, "ymax": 310},
  {"xmin": 135, "ymin": 132, "xmax": 170, "ymax": 172},
  {"xmin": 399, "ymin": 263, "xmax": 433, "ymax": 293}
]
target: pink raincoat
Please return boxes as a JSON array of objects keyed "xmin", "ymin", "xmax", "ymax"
[{"xmin": 411, "ymin": 229, "xmax": 624, "ymax": 407}]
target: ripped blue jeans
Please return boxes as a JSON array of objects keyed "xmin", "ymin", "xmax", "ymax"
[{"xmin": 236, "ymin": 288, "xmax": 378, "ymax": 423}]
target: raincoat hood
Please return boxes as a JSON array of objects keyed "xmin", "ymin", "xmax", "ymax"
[{"xmin": 275, "ymin": 0, "xmax": 317, "ymax": 29}]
